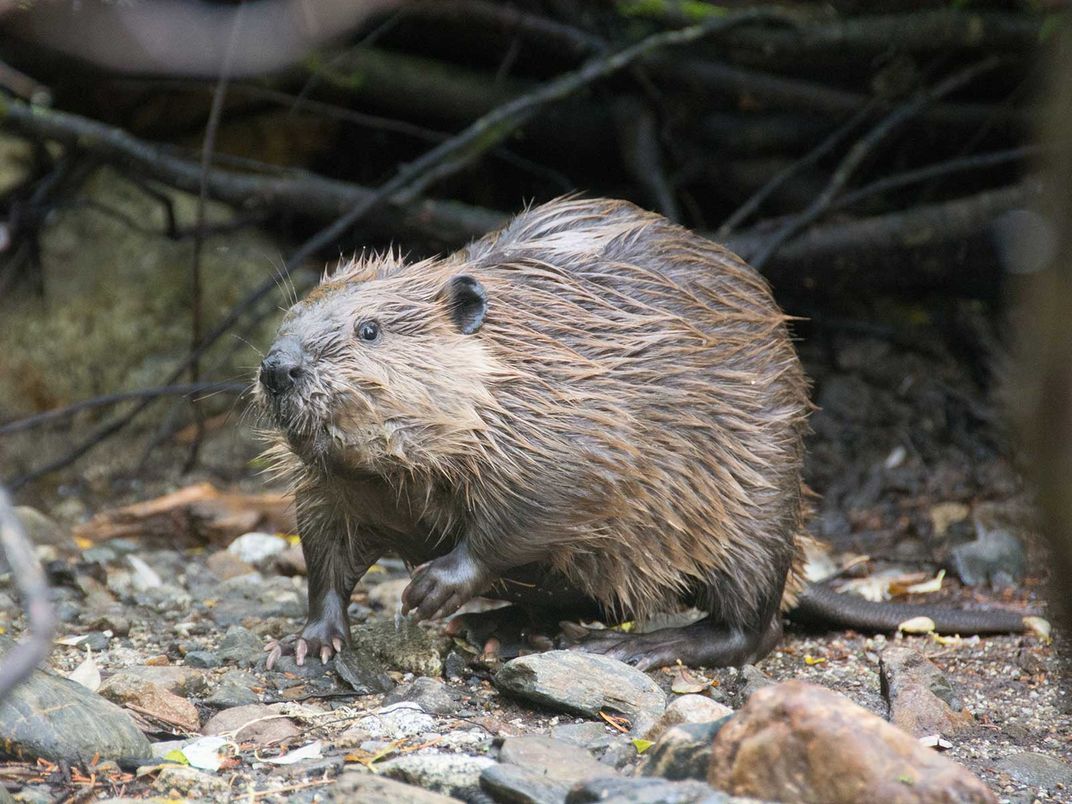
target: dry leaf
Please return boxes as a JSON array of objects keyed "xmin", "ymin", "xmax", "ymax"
[
  {"xmin": 68, "ymin": 646, "xmax": 100, "ymax": 691},
  {"xmin": 898, "ymin": 616, "xmax": 936, "ymax": 634}
]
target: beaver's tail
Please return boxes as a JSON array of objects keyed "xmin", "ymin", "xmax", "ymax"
[{"xmin": 789, "ymin": 582, "xmax": 1029, "ymax": 635}]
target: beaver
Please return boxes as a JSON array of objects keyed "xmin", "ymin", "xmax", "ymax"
[{"xmin": 256, "ymin": 197, "xmax": 1030, "ymax": 670}]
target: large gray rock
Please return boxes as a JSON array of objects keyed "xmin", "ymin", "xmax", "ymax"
[
  {"xmin": 351, "ymin": 618, "xmax": 445, "ymax": 677},
  {"xmin": 566, "ymin": 776, "xmax": 737, "ymax": 803},
  {"xmin": 499, "ymin": 735, "xmax": 613, "ymax": 784},
  {"xmin": 377, "ymin": 753, "xmax": 495, "ymax": 799},
  {"xmin": 331, "ymin": 770, "xmax": 458, "ymax": 803},
  {"xmin": 0, "ymin": 668, "xmax": 151, "ymax": 764},
  {"xmin": 481, "ymin": 762, "xmax": 571, "ymax": 804},
  {"xmin": 995, "ymin": 751, "xmax": 1072, "ymax": 790},
  {"xmin": 640, "ymin": 721, "xmax": 726, "ymax": 781},
  {"xmin": 496, "ymin": 651, "xmax": 666, "ymax": 732}
]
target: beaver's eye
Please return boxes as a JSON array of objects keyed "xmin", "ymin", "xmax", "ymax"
[{"xmin": 356, "ymin": 320, "xmax": 381, "ymax": 343}]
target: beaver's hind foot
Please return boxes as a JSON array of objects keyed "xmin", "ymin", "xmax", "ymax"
[{"xmin": 570, "ymin": 616, "xmax": 783, "ymax": 671}]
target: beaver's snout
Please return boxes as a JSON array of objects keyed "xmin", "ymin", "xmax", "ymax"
[{"xmin": 259, "ymin": 337, "xmax": 306, "ymax": 397}]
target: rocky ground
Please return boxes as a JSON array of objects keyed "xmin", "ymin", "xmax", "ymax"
[{"xmin": 0, "ymin": 525, "xmax": 1066, "ymax": 804}]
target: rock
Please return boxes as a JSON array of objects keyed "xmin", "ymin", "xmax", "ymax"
[
  {"xmin": 0, "ymin": 667, "xmax": 151, "ymax": 764},
  {"xmin": 566, "ymin": 776, "xmax": 735, "ymax": 803},
  {"xmin": 274, "ymin": 544, "xmax": 306, "ymax": 576},
  {"xmin": 879, "ymin": 646, "xmax": 974, "ymax": 738},
  {"xmin": 217, "ymin": 625, "xmax": 264, "ymax": 666},
  {"xmin": 268, "ymin": 755, "xmax": 346, "ymax": 780},
  {"xmin": 347, "ymin": 702, "xmax": 436, "ymax": 740},
  {"xmin": 184, "ymin": 650, "xmax": 221, "ymax": 669},
  {"xmin": 15, "ymin": 507, "xmax": 69, "ymax": 549},
  {"xmin": 377, "ymin": 753, "xmax": 496, "ymax": 799},
  {"xmin": 82, "ymin": 608, "xmax": 131, "ymax": 637},
  {"xmin": 547, "ymin": 723, "xmax": 636, "ymax": 770},
  {"xmin": 496, "ymin": 651, "xmax": 666, "ymax": 733},
  {"xmin": 708, "ymin": 680, "xmax": 997, "ymax": 803},
  {"xmin": 10, "ymin": 785, "xmax": 48, "ymax": 804},
  {"xmin": 736, "ymin": 665, "xmax": 773, "ymax": 701},
  {"xmin": 259, "ymin": 650, "xmax": 340, "ymax": 681},
  {"xmin": 134, "ymin": 584, "xmax": 192, "ymax": 613},
  {"xmin": 643, "ymin": 695, "xmax": 733, "ymax": 743},
  {"xmin": 550, "ymin": 722, "xmax": 614, "ymax": 748},
  {"xmin": 334, "ymin": 646, "xmax": 395, "ymax": 694},
  {"xmin": 98, "ymin": 675, "xmax": 200, "ymax": 732},
  {"xmin": 640, "ymin": 721, "xmax": 725, "ymax": 781},
  {"xmin": 227, "ymin": 531, "xmax": 289, "ymax": 564},
  {"xmin": 101, "ymin": 666, "xmax": 209, "ymax": 696},
  {"xmin": 598, "ymin": 735, "xmax": 641, "ymax": 771},
  {"xmin": 203, "ymin": 703, "xmax": 301, "ymax": 746},
  {"xmin": 332, "ymin": 770, "xmax": 458, "ymax": 803},
  {"xmin": 205, "ymin": 670, "xmax": 261, "ymax": 708},
  {"xmin": 366, "ymin": 577, "xmax": 408, "ymax": 611},
  {"xmin": 151, "ymin": 766, "xmax": 230, "ymax": 798},
  {"xmin": 480, "ymin": 762, "xmax": 572, "ymax": 804},
  {"xmin": 205, "ymin": 550, "xmax": 255, "ymax": 581},
  {"xmin": 950, "ymin": 505, "xmax": 1027, "ymax": 588},
  {"xmin": 444, "ymin": 650, "xmax": 468, "ymax": 680},
  {"xmin": 126, "ymin": 555, "xmax": 163, "ymax": 592},
  {"xmin": 499, "ymin": 735, "xmax": 612, "ymax": 784},
  {"xmin": 383, "ymin": 677, "xmax": 460, "ymax": 715},
  {"xmin": 80, "ymin": 632, "xmax": 111, "ymax": 652},
  {"xmin": 351, "ymin": 618, "xmax": 445, "ymax": 677},
  {"xmin": 995, "ymin": 751, "xmax": 1072, "ymax": 789}
]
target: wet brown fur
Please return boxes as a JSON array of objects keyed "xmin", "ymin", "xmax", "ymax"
[{"xmin": 257, "ymin": 197, "xmax": 811, "ymax": 641}]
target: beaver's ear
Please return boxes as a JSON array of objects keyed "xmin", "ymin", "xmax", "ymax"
[{"xmin": 439, "ymin": 274, "xmax": 486, "ymax": 334}]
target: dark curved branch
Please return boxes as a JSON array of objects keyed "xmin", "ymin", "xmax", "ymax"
[
  {"xmin": 0, "ymin": 96, "xmax": 505, "ymax": 247},
  {"xmin": 0, "ymin": 383, "xmax": 247, "ymax": 437},
  {"xmin": 624, "ymin": 5, "xmax": 1042, "ymax": 57},
  {"xmin": 652, "ymin": 57, "xmax": 1027, "ymax": 133},
  {"xmin": 725, "ymin": 182, "xmax": 1038, "ymax": 295},
  {"xmin": 749, "ymin": 57, "xmax": 1003, "ymax": 270}
]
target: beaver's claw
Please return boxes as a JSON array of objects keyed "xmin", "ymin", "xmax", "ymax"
[
  {"xmin": 264, "ymin": 619, "xmax": 348, "ymax": 669},
  {"xmin": 401, "ymin": 553, "xmax": 485, "ymax": 622}
]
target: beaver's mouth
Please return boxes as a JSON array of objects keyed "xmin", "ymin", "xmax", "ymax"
[{"xmin": 258, "ymin": 388, "xmax": 331, "ymax": 456}]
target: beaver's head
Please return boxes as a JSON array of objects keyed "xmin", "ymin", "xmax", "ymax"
[{"xmin": 256, "ymin": 257, "xmax": 498, "ymax": 473}]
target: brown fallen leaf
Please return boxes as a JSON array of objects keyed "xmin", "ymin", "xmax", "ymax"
[{"xmin": 72, "ymin": 483, "xmax": 295, "ymax": 547}]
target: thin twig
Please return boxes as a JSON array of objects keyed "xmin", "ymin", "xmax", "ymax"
[
  {"xmin": 716, "ymin": 103, "xmax": 876, "ymax": 238},
  {"xmin": 0, "ymin": 383, "xmax": 247, "ymax": 437},
  {"xmin": 185, "ymin": 6, "xmax": 243, "ymax": 473},
  {"xmin": 749, "ymin": 57, "xmax": 1002, "ymax": 270},
  {"xmin": 831, "ymin": 145, "xmax": 1038, "ymax": 213},
  {"xmin": 0, "ymin": 487, "xmax": 56, "ymax": 701}
]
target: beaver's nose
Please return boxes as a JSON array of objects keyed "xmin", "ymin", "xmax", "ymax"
[{"xmin": 260, "ymin": 339, "xmax": 305, "ymax": 396}]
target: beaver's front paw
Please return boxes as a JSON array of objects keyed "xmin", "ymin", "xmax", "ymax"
[
  {"xmin": 265, "ymin": 617, "xmax": 349, "ymax": 669},
  {"xmin": 402, "ymin": 552, "xmax": 486, "ymax": 622}
]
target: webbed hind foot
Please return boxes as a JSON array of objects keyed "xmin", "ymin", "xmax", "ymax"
[
  {"xmin": 445, "ymin": 604, "xmax": 556, "ymax": 662},
  {"xmin": 570, "ymin": 616, "xmax": 783, "ymax": 670}
]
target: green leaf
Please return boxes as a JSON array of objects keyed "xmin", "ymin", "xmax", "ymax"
[
  {"xmin": 163, "ymin": 749, "xmax": 190, "ymax": 765},
  {"xmin": 632, "ymin": 738, "xmax": 654, "ymax": 754}
]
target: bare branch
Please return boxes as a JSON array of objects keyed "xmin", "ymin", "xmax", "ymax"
[{"xmin": 0, "ymin": 487, "xmax": 55, "ymax": 702}]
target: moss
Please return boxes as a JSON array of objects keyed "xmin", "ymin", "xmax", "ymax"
[{"xmin": 616, "ymin": 0, "xmax": 727, "ymax": 22}]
